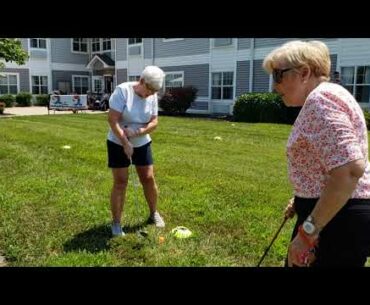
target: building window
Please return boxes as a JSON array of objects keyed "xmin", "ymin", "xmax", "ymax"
[
  {"xmin": 72, "ymin": 38, "xmax": 87, "ymax": 53},
  {"xmin": 32, "ymin": 76, "xmax": 48, "ymax": 94},
  {"xmin": 128, "ymin": 38, "xmax": 142, "ymax": 45},
  {"xmin": 164, "ymin": 72, "xmax": 184, "ymax": 90},
  {"xmin": 92, "ymin": 38, "xmax": 100, "ymax": 52},
  {"xmin": 341, "ymin": 66, "xmax": 370, "ymax": 103},
  {"xmin": 211, "ymin": 72, "xmax": 234, "ymax": 100},
  {"xmin": 72, "ymin": 76, "xmax": 89, "ymax": 94},
  {"xmin": 30, "ymin": 38, "xmax": 46, "ymax": 49},
  {"xmin": 93, "ymin": 78, "xmax": 102, "ymax": 93},
  {"xmin": 128, "ymin": 75, "xmax": 141, "ymax": 82},
  {"xmin": 0, "ymin": 74, "xmax": 18, "ymax": 94},
  {"xmin": 102, "ymin": 38, "xmax": 111, "ymax": 51}
]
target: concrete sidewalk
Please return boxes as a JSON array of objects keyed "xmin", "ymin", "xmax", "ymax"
[{"xmin": 0, "ymin": 106, "xmax": 106, "ymax": 117}]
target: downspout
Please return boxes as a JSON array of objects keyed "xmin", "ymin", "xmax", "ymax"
[{"xmin": 249, "ymin": 38, "xmax": 255, "ymax": 93}]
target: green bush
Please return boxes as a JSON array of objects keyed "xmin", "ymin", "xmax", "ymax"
[
  {"xmin": 363, "ymin": 110, "xmax": 370, "ymax": 130},
  {"xmin": 233, "ymin": 93, "xmax": 284, "ymax": 123},
  {"xmin": 0, "ymin": 94, "xmax": 15, "ymax": 107},
  {"xmin": 233, "ymin": 92, "xmax": 302, "ymax": 124},
  {"xmin": 34, "ymin": 94, "xmax": 49, "ymax": 106},
  {"xmin": 15, "ymin": 92, "xmax": 32, "ymax": 107},
  {"xmin": 159, "ymin": 86, "xmax": 198, "ymax": 115}
]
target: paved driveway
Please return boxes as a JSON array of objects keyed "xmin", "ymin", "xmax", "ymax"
[{"xmin": 0, "ymin": 106, "xmax": 106, "ymax": 117}]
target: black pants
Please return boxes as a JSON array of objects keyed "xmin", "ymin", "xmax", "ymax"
[{"xmin": 287, "ymin": 197, "xmax": 370, "ymax": 267}]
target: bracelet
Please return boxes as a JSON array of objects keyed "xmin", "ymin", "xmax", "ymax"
[{"xmin": 298, "ymin": 225, "xmax": 319, "ymax": 248}]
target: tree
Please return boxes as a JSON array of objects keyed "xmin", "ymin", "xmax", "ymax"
[{"xmin": 0, "ymin": 39, "xmax": 29, "ymax": 70}]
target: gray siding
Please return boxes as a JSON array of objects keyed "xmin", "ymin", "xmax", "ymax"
[
  {"xmin": 154, "ymin": 38, "xmax": 209, "ymax": 58},
  {"xmin": 52, "ymin": 70, "xmax": 89, "ymax": 92},
  {"xmin": 190, "ymin": 101, "xmax": 208, "ymax": 110},
  {"xmin": 236, "ymin": 61, "xmax": 250, "ymax": 97},
  {"xmin": 255, "ymin": 38, "xmax": 337, "ymax": 48},
  {"xmin": 3, "ymin": 68, "xmax": 30, "ymax": 92},
  {"xmin": 144, "ymin": 39, "xmax": 152, "ymax": 58},
  {"xmin": 255, "ymin": 38, "xmax": 300, "ymax": 48},
  {"xmin": 330, "ymin": 54, "xmax": 337, "ymax": 78},
  {"xmin": 253, "ymin": 59, "xmax": 269, "ymax": 92},
  {"xmin": 116, "ymin": 39, "xmax": 127, "ymax": 61},
  {"xmin": 162, "ymin": 64, "xmax": 209, "ymax": 96},
  {"xmin": 116, "ymin": 69, "xmax": 128, "ymax": 84},
  {"xmin": 237, "ymin": 38, "xmax": 251, "ymax": 50},
  {"xmin": 128, "ymin": 45, "xmax": 141, "ymax": 56},
  {"xmin": 30, "ymin": 49, "xmax": 47, "ymax": 59},
  {"xmin": 50, "ymin": 39, "xmax": 89, "ymax": 64}
]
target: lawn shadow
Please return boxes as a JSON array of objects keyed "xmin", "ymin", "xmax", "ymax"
[
  {"xmin": 63, "ymin": 224, "xmax": 112, "ymax": 253},
  {"xmin": 63, "ymin": 220, "xmax": 152, "ymax": 253}
]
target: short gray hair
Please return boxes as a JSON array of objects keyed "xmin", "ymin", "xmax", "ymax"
[
  {"xmin": 263, "ymin": 40, "xmax": 331, "ymax": 81},
  {"xmin": 141, "ymin": 66, "xmax": 165, "ymax": 91}
]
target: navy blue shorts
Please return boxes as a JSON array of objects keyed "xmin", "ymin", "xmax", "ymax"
[{"xmin": 107, "ymin": 140, "xmax": 153, "ymax": 168}]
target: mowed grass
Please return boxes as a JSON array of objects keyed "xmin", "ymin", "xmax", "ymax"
[{"xmin": 0, "ymin": 113, "xmax": 296, "ymax": 266}]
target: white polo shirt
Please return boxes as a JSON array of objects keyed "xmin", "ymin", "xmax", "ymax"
[{"xmin": 107, "ymin": 82, "xmax": 158, "ymax": 147}]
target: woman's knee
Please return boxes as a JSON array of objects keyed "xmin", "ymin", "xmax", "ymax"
[{"xmin": 113, "ymin": 178, "xmax": 128, "ymax": 190}]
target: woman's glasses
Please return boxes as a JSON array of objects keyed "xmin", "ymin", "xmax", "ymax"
[{"xmin": 272, "ymin": 68, "xmax": 292, "ymax": 84}]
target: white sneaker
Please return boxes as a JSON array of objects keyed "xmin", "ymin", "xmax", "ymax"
[
  {"xmin": 150, "ymin": 211, "xmax": 165, "ymax": 228},
  {"xmin": 111, "ymin": 223, "xmax": 125, "ymax": 236}
]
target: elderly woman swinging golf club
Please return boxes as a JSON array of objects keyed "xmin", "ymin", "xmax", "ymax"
[
  {"xmin": 263, "ymin": 40, "xmax": 370, "ymax": 267},
  {"xmin": 107, "ymin": 66, "xmax": 166, "ymax": 236}
]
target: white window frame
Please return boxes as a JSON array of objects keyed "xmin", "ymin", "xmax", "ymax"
[
  {"xmin": 91, "ymin": 38, "xmax": 101, "ymax": 53},
  {"xmin": 102, "ymin": 38, "xmax": 112, "ymax": 51},
  {"xmin": 162, "ymin": 38, "xmax": 184, "ymax": 42},
  {"xmin": 72, "ymin": 75, "xmax": 89, "ymax": 94},
  {"xmin": 92, "ymin": 76, "xmax": 103, "ymax": 93},
  {"xmin": 211, "ymin": 71, "xmax": 234, "ymax": 101},
  {"xmin": 128, "ymin": 38, "xmax": 143, "ymax": 57},
  {"xmin": 71, "ymin": 38, "xmax": 88, "ymax": 54},
  {"xmin": 0, "ymin": 73, "xmax": 19, "ymax": 94},
  {"xmin": 164, "ymin": 71, "xmax": 184, "ymax": 91},
  {"xmin": 128, "ymin": 75, "xmax": 141, "ymax": 82},
  {"xmin": 30, "ymin": 38, "xmax": 47, "ymax": 49},
  {"xmin": 341, "ymin": 65, "xmax": 370, "ymax": 104},
  {"xmin": 31, "ymin": 75, "xmax": 48, "ymax": 94},
  {"xmin": 91, "ymin": 38, "xmax": 112, "ymax": 54}
]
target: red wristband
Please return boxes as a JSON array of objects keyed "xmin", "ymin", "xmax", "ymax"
[{"xmin": 298, "ymin": 225, "xmax": 318, "ymax": 248}]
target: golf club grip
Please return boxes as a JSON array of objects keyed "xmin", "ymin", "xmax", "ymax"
[{"xmin": 257, "ymin": 217, "xmax": 288, "ymax": 267}]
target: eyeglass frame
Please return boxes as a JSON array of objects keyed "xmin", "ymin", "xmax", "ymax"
[{"xmin": 272, "ymin": 68, "xmax": 293, "ymax": 84}]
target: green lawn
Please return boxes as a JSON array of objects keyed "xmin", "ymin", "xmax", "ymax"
[{"xmin": 0, "ymin": 113, "xmax": 303, "ymax": 266}]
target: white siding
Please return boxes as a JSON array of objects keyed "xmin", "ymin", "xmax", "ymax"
[{"xmin": 339, "ymin": 38, "xmax": 370, "ymax": 66}]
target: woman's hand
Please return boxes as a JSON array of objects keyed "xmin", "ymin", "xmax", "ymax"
[
  {"xmin": 287, "ymin": 231, "xmax": 317, "ymax": 267},
  {"xmin": 122, "ymin": 141, "xmax": 134, "ymax": 159},
  {"xmin": 284, "ymin": 197, "xmax": 296, "ymax": 219},
  {"xmin": 123, "ymin": 127, "xmax": 136, "ymax": 138}
]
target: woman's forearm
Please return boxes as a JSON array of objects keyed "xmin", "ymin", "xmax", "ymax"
[{"xmin": 310, "ymin": 159, "xmax": 365, "ymax": 232}]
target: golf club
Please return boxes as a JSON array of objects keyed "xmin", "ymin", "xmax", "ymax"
[
  {"xmin": 129, "ymin": 157, "xmax": 148, "ymax": 237},
  {"xmin": 257, "ymin": 216, "xmax": 288, "ymax": 267}
]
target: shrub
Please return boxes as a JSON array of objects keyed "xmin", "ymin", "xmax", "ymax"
[
  {"xmin": 363, "ymin": 110, "xmax": 370, "ymax": 130},
  {"xmin": 34, "ymin": 94, "xmax": 50, "ymax": 106},
  {"xmin": 15, "ymin": 92, "xmax": 32, "ymax": 107},
  {"xmin": 0, "ymin": 94, "xmax": 15, "ymax": 107},
  {"xmin": 233, "ymin": 92, "xmax": 302, "ymax": 124},
  {"xmin": 159, "ymin": 86, "xmax": 198, "ymax": 115}
]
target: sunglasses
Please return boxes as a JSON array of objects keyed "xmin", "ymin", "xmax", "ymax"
[{"xmin": 272, "ymin": 68, "xmax": 293, "ymax": 84}]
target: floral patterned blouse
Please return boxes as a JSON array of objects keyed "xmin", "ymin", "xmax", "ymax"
[{"xmin": 287, "ymin": 82, "xmax": 370, "ymax": 198}]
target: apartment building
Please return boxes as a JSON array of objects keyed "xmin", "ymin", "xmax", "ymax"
[{"xmin": 2, "ymin": 38, "xmax": 370, "ymax": 114}]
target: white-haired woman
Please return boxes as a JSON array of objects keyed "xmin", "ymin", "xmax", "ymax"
[
  {"xmin": 107, "ymin": 65, "xmax": 166, "ymax": 236},
  {"xmin": 263, "ymin": 40, "xmax": 370, "ymax": 267}
]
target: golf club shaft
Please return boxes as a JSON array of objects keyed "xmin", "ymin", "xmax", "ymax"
[
  {"xmin": 129, "ymin": 158, "xmax": 140, "ymax": 216},
  {"xmin": 257, "ymin": 216, "xmax": 288, "ymax": 267}
]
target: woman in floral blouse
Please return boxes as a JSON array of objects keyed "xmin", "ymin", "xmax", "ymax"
[{"xmin": 263, "ymin": 40, "xmax": 370, "ymax": 267}]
